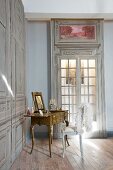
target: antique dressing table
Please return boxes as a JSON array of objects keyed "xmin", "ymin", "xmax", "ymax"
[
  {"xmin": 24, "ymin": 110, "xmax": 68, "ymax": 157},
  {"xmin": 24, "ymin": 92, "xmax": 68, "ymax": 157}
]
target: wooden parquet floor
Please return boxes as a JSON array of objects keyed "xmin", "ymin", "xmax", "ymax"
[{"xmin": 10, "ymin": 137, "xmax": 113, "ymax": 170}]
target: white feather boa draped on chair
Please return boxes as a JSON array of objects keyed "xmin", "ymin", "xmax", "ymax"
[{"xmin": 76, "ymin": 103, "xmax": 93, "ymax": 133}]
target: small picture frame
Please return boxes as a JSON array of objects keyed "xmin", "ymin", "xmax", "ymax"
[{"xmin": 32, "ymin": 92, "xmax": 46, "ymax": 113}]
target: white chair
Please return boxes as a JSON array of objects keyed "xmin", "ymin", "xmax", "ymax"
[{"xmin": 61, "ymin": 104, "xmax": 91, "ymax": 158}]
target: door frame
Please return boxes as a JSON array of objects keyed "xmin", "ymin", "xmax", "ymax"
[{"xmin": 51, "ymin": 20, "xmax": 106, "ymax": 138}]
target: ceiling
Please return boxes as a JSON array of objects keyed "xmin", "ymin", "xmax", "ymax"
[{"xmin": 22, "ymin": 0, "xmax": 113, "ymax": 20}]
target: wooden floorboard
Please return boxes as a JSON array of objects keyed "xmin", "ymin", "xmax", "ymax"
[{"xmin": 10, "ymin": 137, "xmax": 113, "ymax": 170}]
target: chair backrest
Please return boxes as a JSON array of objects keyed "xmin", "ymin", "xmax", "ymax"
[{"xmin": 32, "ymin": 92, "xmax": 46, "ymax": 112}]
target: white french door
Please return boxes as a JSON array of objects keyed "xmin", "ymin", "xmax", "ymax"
[{"xmin": 57, "ymin": 57, "xmax": 97, "ymax": 130}]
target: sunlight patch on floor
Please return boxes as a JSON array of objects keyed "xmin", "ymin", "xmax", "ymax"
[{"xmin": 83, "ymin": 140, "xmax": 100, "ymax": 150}]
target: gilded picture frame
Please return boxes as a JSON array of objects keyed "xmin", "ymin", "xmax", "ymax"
[{"xmin": 32, "ymin": 92, "xmax": 46, "ymax": 112}]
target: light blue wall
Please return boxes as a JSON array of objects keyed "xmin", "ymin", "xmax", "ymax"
[
  {"xmin": 25, "ymin": 20, "xmax": 113, "ymax": 138},
  {"xmin": 26, "ymin": 21, "xmax": 51, "ymax": 109},
  {"xmin": 25, "ymin": 21, "xmax": 51, "ymax": 139},
  {"xmin": 104, "ymin": 21, "xmax": 113, "ymax": 135}
]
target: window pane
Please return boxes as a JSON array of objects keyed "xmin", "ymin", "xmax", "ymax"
[
  {"xmin": 61, "ymin": 60, "xmax": 68, "ymax": 68},
  {"xmin": 89, "ymin": 86, "xmax": 96, "ymax": 95},
  {"xmin": 69, "ymin": 69, "xmax": 76, "ymax": 77},
  {"xmin": 89, "ymin": 69, "xmax": 95, "ymax": 76},
  {"xmin": 81, "ymin": 96, "xmax": 88, "ymax": 103},
  {"xmin": 69, "ymin": 60, "xmax": 76, "ymax": 68},
  {"xmin": 81, "ymin": 60, "xmax": 87, "ymax": 68},
  {"xmin": 62, "ymin": 96, "xmax": 69, "ymax": 104},
  {"xmin": 89, "ymin": 60, "xmax": 95, "ymax": 67},
  {"xmin": 68, "ymin": 77, "xmax": 76, "ymax": 85},
  {"xmin": 61, "ymin": 69, "xmax": 67, "ymax": 77},
  {"xmin": 70, "ymin": 113, "xmax": 77, "ymax": 125},
  {"xmin": 83, "ymin": 78, "xmax": 88, "ymax": 85},
  {"xmin": 70, "ymin": 86, "xmax": 76, "ymax": 95},
  {"xmin": 89, "ymin": 78, "xmax": 96, "ymax": 85},
  {"xmin": 81, "ymin": 69, "xmax": 88, "ymax": 77},
  {"xmin": 60, "ymin": 58, "xmax": 96, "ymax": 125},
  {"xmin": 81, "ymin": 86, "xmax": 88, "ymax": 95},
  {"xmin": 70, "ymin": 96, "xmax": 76, "ymax": 104},
  {"xmin": 70, "ymin": 105, "xmax": 77, "ymax": 113},
  {"xmin": 61, "ymin": 87, "xmax": 69, "ymax": 95},
  {"xmin": 61, "ymin": 78, "xmax": 67, "ymax": 86}
]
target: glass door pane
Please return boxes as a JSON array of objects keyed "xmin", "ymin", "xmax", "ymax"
[
  {"xmin": 80, "ymin": 59, "xmax": 97, "ymax": 125},
  {"xmin": 60, "ymin": 59, "xmax": 77, "ymax": 123},
  {"xmin": 59, "ymin": 58, "xmax": 97, "ymax": 128}
]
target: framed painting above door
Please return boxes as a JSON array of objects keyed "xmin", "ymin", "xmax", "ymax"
[{"xmin": 54, "ymin": 20, "xmax": 99, "ymax": 44}]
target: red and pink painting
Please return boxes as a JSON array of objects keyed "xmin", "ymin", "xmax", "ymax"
[{"xmin": 59, "ymin": 25, "xmax": 96, "ymax": 41}]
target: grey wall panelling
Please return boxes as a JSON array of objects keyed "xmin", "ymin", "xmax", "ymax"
[{"xmin": 0, "ymin": 0, "xmax": 25, "ymax": 169}]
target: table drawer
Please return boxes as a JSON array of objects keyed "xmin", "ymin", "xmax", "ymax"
[
  {"xmin": 52, "ymin": 114, "xmax": 63, "ymax": 124},
  {"xmin": 31, "ymin": 116, "xmax": 52, "ymax": 126}
]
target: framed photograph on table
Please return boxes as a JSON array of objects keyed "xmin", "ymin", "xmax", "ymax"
[{"xmin": 32, "ymin": 92, "xmax": 46, "ymax": 113}]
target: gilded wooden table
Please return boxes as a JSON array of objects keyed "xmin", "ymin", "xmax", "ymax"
[{"xmin": 24, "ymin": 110, "xmax": 68, "ymax": 157}]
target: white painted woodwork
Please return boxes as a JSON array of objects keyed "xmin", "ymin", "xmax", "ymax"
[
  {"xmin": 51, "ymin": 19, "xmax": 105, "ymax": 138},
  {"xmin": 0, "ymin": 0, "xmax": 25, "ymax": 169}
]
